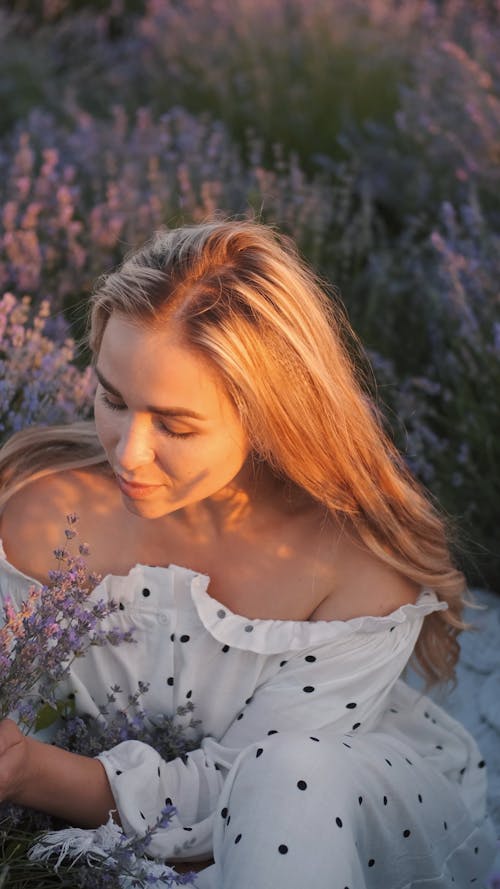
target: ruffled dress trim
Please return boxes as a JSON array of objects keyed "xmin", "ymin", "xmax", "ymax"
[
  {"xmin": 188, "ymin": 569, "xmax": 447, "ymax": 654},
  {"xmin": 0, "ymin": 539, "xmax": 447, "ymax": 656}
]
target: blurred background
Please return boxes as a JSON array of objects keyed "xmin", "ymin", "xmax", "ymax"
[{"xmin": 0, "ymin": 0, "xmax": 498, "ymax": 591}]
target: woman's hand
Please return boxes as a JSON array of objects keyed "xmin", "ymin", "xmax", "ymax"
[
  {"xmin": 0, "ymin": 718, "xmax": 31, "ymax": 802},
  {"xmin": 0, "ymin": 717, "xmax": 118, "ymax": 826}
]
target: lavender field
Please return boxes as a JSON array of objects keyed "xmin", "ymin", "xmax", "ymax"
[{"xmin": 0, "ymin": 0, "xmax": 499, "ymax": 589}]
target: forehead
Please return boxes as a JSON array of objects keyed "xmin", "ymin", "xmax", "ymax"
[{"xmin": 97, "ymin": 314, "xmax": 225, "ymax": 410}]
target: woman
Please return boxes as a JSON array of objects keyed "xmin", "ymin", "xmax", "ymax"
[{"xmin": 0, "ymin": 220, "xmax": 496, "ymax": 887}]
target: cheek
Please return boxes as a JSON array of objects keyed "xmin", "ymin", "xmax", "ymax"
[
  {"xmin": 167, "ymin": 435, "xmax": 247, "ymax": 483},
  {"xmin": 214, "ymin": 430, "xmax": 250, "ymax": 475}
]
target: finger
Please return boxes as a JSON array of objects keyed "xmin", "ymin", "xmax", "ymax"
[{"xmin": 0, "ymin": 719, "xmax": 21, "ymax": 754}]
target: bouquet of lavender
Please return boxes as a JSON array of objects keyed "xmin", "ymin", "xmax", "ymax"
[
  {"xmin": 0, "ymin": 516, "xmax": 198, "ymax": 887},
  {"xmin": 0, "ymin": 514, "xmax": 133, "ymax": 732}
]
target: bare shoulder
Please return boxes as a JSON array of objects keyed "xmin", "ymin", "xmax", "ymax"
[
  {"xmin": 310, "ymin": 519, "xmax": 420, "ymax": 622},
  {"xmin": 0, "ymin": 467, "xmax": 117, "ymax": 583}
]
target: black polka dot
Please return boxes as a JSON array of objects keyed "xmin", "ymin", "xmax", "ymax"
[
  {"xmin": 368, "ymin": 859, "xmax": 375, "ymax": 867},
  {"xmin": 142, "ymin": 588, "xmax": 151, "ymax": 598},
  {"xmin": 227, "ymin": 815, "xmax": 231, "ymax": 825},
  {"xmin": 244, "ymin": 624, "xmax": 254, "ymax": 633},
  {"xmin": 140, "ymin": 811, "xmax": 146, "ymax": 819},
  {"xmin": 346, "ymin": 702, "xmax": 357, "ymax": 709},
  {"xmin": 180, "ymin": 634, "xmax": 190, "ymax": 643},
  {"xmin": 474, "ymin": 847, "xmax": 479, "ymax": 854},
  {"xmin": 418, "ymin": 793, "xmax": 423, "ymax": 803},
  {"xmin": 297, "ymin": 780, "xmax": 307, "ymax": 790},
  {"xmin": 403, "ymin": 829, "xmax": 411, "ymax": 838},
  {"xmin": 165, "ymin": 797, "xmax": 172, "ymax": 805},
  {"xmin": 358, "ymin": 796, "xmax": 363, "ymax": 805},
  {"xmin": 116, "ymin": 770, "xmax": 122, "ymax": 775},
  {"xmin": 245, "ymin": 697, "xmax": 253, "ymax": 705},
  {"xmin": 221, "ymin": 807, "xmax": 228, "ymax": 818},
  {"xmin": 237, "ymin": 713, "xmax": 244, "ymax": 720},
  {"xmin": 342, "ymin": 742, "xmax": 352, "ymax": 749},
  {"xmin": 167, "ymin": 676, "xmax": 174, "ymax": 686},
  {"xmin": 336, "ymin": 817, "xmax": 343, "ymax": 828},
  {"xmin": 383, "ymin": 796, "xmax": 388, "ymax": 806},
  {"xmin": 256, "ymin": 748, "xmax": 263, "ymax": 757},
  {"xmin": 183, "ymin": 827, "xmax": 192, "ymax": 832},
  {"xmin": 424, "ymin": 711, "xmax": 430, "ymax": 718},
  {"xmin": 278, "ymin": 844, "xmax": 288, "ymax": 854},
  {"xmin": 436, "ymin": 744, "xmax": 443, "ymax": 750},
  {"xmin": 310, "ymin": 736, "xmax": 320, "ymax": 742},
  {"xmin": 305, "ymin": 655, "xmax": 316, "ymax": 662},
  {"xmin": 385, "ymin": 759, "xmax": 392, "ymax": 767},
  {"xmin": 157, "ymin": 766, "xmax": 161, "ymax": 777},
  {"xmin": 390, "ymin": 626, "xmax": 395, "ymax": 632},
  {"xmin": 186, "ymin": 690, "xmax": 192, "ymax": 699},
  {"xmin": 170, "ymin": 633, "xmax": 175, "ymax": 641},
  {"xmin": 460, "ymin": 767, "xmax": 466, "ymax": 775},
  {"xmin": 119, "ymin": 602, "xmax": 125, "ymax": 610},
  {"xmin": 478, "ymin": 760, "xmax": 485, "ymax": 768},
  {"xmin": 267, "ymin": 729, "xmax": 278, "ymax": 735},
  {"xmin": 222, "ymin": 645, "xmax": 230, "ymax": 653},
  {"xmin": 280, "ymin": 660, "xmax": 288, "ymax": 667},
  {"xmin": 444, "ymin": 821, "xmax": 448, "ymax": 830},
  {"xmin": 390, "ymin": 708, "xmax": 398, "ymax": 714},
  {"xmin": 405, "ymin": 758, "xmax": 413, "ymax": 765},
  {"xmin": 234, "ymin": 833, "xmax": 242, "ymax": 844},
  {"xmin": 352, "ymin": 722, "xmax": 361, "ymax": 730},
  {"xmin": 217, "ymin": 609, "xmax": 226, "ymax": 619},
  {"xmin": 303, "ymin": 686, "xmax": 315, "ymax": 693}
]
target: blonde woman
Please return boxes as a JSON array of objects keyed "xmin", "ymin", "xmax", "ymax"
[{"xmin": 0, "ymin": 221, "xmax": 496, "ymax": 887}]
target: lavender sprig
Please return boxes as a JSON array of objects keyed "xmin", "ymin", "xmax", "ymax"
[
  {"xmin": 0, "ymin": 514, "xmax": 135, "ymax": 733},
  {"xmin": 27, "ymin": 807, "xmax": 197, "ymax": 888},
  {"xmin": 0, "ymin": 807, "xmax": 197, "ymax": 887},
  {"xmin": 53, "ymin": 697, "xmax": 202, "ymax": 762}
]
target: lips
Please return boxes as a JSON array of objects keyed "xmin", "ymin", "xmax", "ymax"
[{"xmin": 116, "ymin": 474, "xmax": 164, "ymax": 499}]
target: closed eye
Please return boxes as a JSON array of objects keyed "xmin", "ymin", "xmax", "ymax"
[
  {"xmin": 98, "ymin": 392, "xmax": 194, "ymax": 439},
  {"xmin": 99, "ymin": 392, "xmax": 126, "ymax": 412}
]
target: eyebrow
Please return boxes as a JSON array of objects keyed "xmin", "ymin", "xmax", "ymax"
[{"xmin": 94, "ymin": 366, "xmax": 207, "ymax": 421}]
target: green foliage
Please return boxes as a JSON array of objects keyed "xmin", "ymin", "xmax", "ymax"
[{"xmin": 34, "ymin": 696, "xmax": 76, "ymax": 733}]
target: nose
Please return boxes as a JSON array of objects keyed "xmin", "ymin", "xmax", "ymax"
[{"xmin": 114, "ymin": 416, "xmax": 155, "ymax": 471}]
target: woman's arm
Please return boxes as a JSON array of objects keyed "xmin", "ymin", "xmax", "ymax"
[{"xmin": 0, "ymin": 718, "xmax": 118, "ymax": 828}]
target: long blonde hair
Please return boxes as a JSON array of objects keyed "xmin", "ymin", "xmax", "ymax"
[{"xmin": 1, "ymin": 220, "xmax": 466, "ymax": 684}]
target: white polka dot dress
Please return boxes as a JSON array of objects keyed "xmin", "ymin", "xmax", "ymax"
[{"xmin": 0, "ymin": 547, "xmax": 497, "ymax": 887}]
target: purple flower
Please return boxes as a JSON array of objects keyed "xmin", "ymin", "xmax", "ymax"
[{"xmin": 0, "ymin": 516, "xmax": 135, "ymax": 732}]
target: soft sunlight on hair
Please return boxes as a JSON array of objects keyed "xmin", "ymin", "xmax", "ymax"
[{"xmin": 1, "ymin": 220, "xmax": 468, "ymax": 685}]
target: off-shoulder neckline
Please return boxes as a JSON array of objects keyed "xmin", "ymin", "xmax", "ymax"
[{"xmin": 0, "ymin": 537, "xmax": 446, "ymax": 634}]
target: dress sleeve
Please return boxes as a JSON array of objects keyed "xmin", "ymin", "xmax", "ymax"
[{"xmin": 96, "ymin": 592, "xmax": 446, "ymax": 860}]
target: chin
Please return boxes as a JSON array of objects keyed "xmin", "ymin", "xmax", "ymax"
[{"xmin": 122, "ymin": 496, "xmax": 172, "ymax": 520}]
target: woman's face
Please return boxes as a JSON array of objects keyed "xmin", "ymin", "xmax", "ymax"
[{"xmin": 93, "ymin": 314, "xmax": 251, "ymax": 520}]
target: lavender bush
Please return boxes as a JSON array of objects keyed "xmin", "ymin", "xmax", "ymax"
[
  {"xmin": 0, "ymin": 0, "xmax": 498, "ymax": 589},
  {"xmin": 0, "ymin": 293, "xmax": 95, "ymax": 438},
  {"xmin": 0, "ymin": 106, "xmax": 353, "ymax": 318}
]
